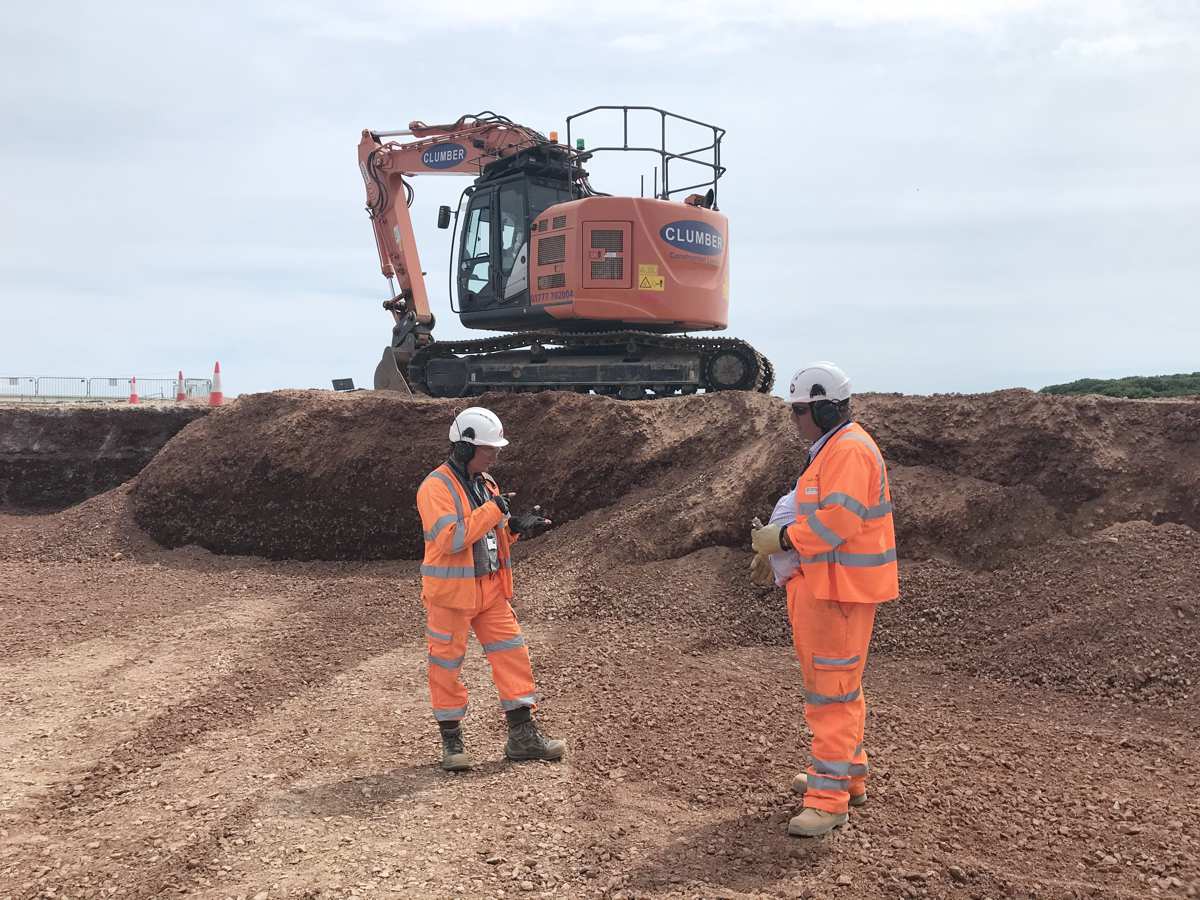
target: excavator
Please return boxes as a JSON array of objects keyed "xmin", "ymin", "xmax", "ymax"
[{"xmin": 357, "ymin": 106, "xmax": 773, "ymax": 398}]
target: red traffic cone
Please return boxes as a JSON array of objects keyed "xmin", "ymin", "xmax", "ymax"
[
  {"xmin": 208, "ymin": 361, "xmax": 224, "ymax": 406},
  {"xmin": 175, "ymin": 370, "xmax": 186, "ymax": 403},
  {"xmin": 129, "ymin": 376, "xmax": 140, "ymax": 405}
]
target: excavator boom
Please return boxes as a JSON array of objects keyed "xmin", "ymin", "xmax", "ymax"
[{"xmin": 357, "ymin": 114, "xmax": 548, "ymax": 391}]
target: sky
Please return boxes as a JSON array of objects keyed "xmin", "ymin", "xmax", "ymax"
[{"xmin": 1, "ymin": 0, "xmax": 1197, "ymax": 396}]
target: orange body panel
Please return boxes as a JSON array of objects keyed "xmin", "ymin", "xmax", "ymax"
[{"xmin": 528, "ymin": 197, "xmax": 729, "ymax": 332}]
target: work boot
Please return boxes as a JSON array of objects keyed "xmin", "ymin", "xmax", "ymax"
[
  {"xmin": 788, "ymin": 807, "xmax": 849, "ymax": 837},
  {"xmin": 439, "ymin": 724, "xmax": 472, "ymax": 772},
  {"xmin": 791, "ymin": 772, "xmax": 867, "ymax": 807},
  {"xmin": 504, "ymin": 716, "xmax": 566, "ymax": 762}
]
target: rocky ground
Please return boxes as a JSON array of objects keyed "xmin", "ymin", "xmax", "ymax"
[{"xmin": 1, "ymin": 390, "xmax": 1198, "ymax": 899}]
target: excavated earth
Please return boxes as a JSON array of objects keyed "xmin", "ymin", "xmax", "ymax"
[
  {"xmin": 1, "ymin": 389, "xmax": 1198, "ymax": 899},
  {"xmin": 0, "ymin": 405, "xmax": 207, "ymax": 511}
]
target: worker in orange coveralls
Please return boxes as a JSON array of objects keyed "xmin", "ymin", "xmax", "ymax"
[
  {"xmin": 416, "ymin": 406, "xmax": 565, "ymax": 771},
  {"xmin": 750, "ymin": 362, "xmax": 899, "ymax": 837}
]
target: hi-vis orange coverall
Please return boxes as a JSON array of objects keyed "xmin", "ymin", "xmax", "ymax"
[
  {"xmin": 416, "ymin": 462, "xmax": 537, "ymax": 722},
  {"xmin": 784, "ymin": 422, "xmax": 898, "ymax": 814}
]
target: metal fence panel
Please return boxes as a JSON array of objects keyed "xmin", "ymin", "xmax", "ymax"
[
  {"xmin": 88, "ymin": 377, "xmax": 178, "ymax": 400},
  {"xmin": 87, "ymin": 377, "xmax": 132, "ymax": 400},
  {"xmin": 0, "ymin": 375, "xmax": 216, "ymax": 402},
  {"xmin": 134, "ymin": 379, "xmax": 177, "ymax": 400},
  {"xmin": 184, "ymin": 378, "xmax": 213, "ymax": 399},
  {"xmin": 0, "ymin": 376, "xmax": 37, "ymax": 399},
  {"xmin": 35, "ymin": 377, "xmax": 91, "ymax": 400}
]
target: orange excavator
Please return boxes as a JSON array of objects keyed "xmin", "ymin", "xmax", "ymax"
[{"xmin": 357, "ymin": 106, "xmax": 773, "ymax": 398}]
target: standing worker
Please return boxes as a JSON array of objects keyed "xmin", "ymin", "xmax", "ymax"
[
  {"xmin": 750, "ymin": 362, "xmax": 898, "ymax": 837},
  {"xmin": 416, "ymin": 406, "xmax": 565, "ymax": 771}
]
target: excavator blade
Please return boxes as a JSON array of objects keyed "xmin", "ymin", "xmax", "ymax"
[{"xmin": 373, "ymin": 347, "xmax": 414, "ymax": 395}]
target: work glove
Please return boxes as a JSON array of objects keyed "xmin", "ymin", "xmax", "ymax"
[
  {"xmin": 749, "ymin": 552, "xmax": 774, "ymax": 587},
  {"xmin": 750, "ymin": 522, "xmax": 788, "ymax": 555},
  {"xmin": 489, "ymin": 493, "xmax": 511, "ymax": 516},
  {"xmin": 510, "ymin": 507, "xmax": 553, "ymax": 538}
]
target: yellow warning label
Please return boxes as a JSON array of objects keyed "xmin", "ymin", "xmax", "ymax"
[
  {"xmin": 639, "ymin": 263, "xmax": 660, "ymax": 276},
  {"xmin": 639, "ymin": 274, "xmax": 665, "ymax": 291}
]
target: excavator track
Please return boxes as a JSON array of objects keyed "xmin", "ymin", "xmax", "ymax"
[{"xmin": 406, "ymin": 330, "xmax": 773, "ymax": 399}]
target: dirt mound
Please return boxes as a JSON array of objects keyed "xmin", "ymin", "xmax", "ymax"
[
  {"xmin": 862, "ymin": 389, "xmax": 1200, "ymax": 534},
  {"xmin": 131, "ymin": 388, "xmax": 1200, "ymax": 570},
  {"xmin": 0, "ymin": 483, "xmax": 163, "ymax": 564},
  {"xmin": 0, "ymin": 405, "xmax": 207, "ymax": 511},
  {"xmin": 131, "ymin": 389, "xmax": 802, "ymax": 561},
  {"xmin": 2, "ymin": 385, "xmax": 1195, "ymax": 716},
  {"xmin": 880, "ymin": 520, "xmax": 1200, "ymax": 704}
]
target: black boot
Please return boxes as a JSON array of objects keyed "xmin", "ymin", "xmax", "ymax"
[
  {"xmin": 503, "ymin": 708, "xmax": 566, "ymax": 762},
  {"xmin": 439, "ymin": 722, "xmax": 472, "ymax": 771}
]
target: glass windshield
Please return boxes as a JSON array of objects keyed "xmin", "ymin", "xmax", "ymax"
[{"xmin": 463, "ymin": 199, "xmax": 491, "ymax": 259}]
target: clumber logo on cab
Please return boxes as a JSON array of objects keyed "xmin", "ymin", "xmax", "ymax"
[
  {"xmin": 659, "ymin": 220, "xmax": 724, "ymax": 256},
  {"xmin": 421, "ymin": 143, "xmax": 467, "ymax": 169}
]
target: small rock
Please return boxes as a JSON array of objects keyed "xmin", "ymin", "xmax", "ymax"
[
  {"xmin": 519, "ymin": 881, "xmax": 535, "ymax": 892},
  {"xmin": 253, "ymin": 893, "xmax": 269, "ymax": 900},
  {"xmin": 948, "ymin": 865, "xmax": 968, "ymax": 884},
  {"xmin": 486, "ymin": 856, "xmax": 505, "ymax": 865},
  {"xmin": 836, "ymin": 874, "xmax": 852, "ymax": 886}
]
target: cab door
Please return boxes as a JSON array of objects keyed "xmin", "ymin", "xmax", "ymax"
[
  {"xmin": 497, "ymin": 182, "xmax": 529, "ymax": 303},
  {"xmin": 459, "ymin": 190, "xmax": 497, "ymax": 306}
]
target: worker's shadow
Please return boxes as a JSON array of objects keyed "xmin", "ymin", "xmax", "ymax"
[
  {"xmin": 620, "ymin": 810, "xmax": 837, "ymax": 896},
  {"xmin": 275, "ymin": 759, "xmax": 511, "ymax": 818}
]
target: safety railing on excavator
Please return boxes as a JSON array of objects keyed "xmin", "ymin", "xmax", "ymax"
[
  {"xmin": 0, "ymin": 376, "xmax": 212, "ymax": 403},
  {"xmin": 565, "ymin": 105, "xmax": 726, "ymax": 205}
]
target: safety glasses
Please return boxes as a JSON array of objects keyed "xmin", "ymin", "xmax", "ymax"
[{"xmin": 790, "ymin": 403, "xmax": 811, "ymax": 417}]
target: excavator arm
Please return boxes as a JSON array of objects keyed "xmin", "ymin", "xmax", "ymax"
[{"xmin": 356, "ymin": 114, "xmax": 549, "ymax": 391}]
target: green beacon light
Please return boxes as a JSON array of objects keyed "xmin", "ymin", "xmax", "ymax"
[{"xmin": 576, "ymin": 137, "xmax": 585, "ymax": 151}]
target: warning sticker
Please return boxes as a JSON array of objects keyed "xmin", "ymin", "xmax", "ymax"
[{"xmin": 638, "ymin": 264, "xmax": 665, "ymax": 291}]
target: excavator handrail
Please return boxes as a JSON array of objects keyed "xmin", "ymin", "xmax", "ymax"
[{"xmin": 564, "ymin": 105, "xmax": 725, "ymax": 204}]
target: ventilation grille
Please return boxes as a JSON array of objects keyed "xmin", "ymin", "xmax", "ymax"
[
  {"xmin": 537, "ymin": 235, "xmax": 566, "ymax": 266},
  {"xmin": 590, "ymin": 258, "xmax": 624, "ymax": 280},
  {"xmin": 538, "ymin": 218, "xmax": 548, "ymax": 232},
  {"xmin": 552, "ymin": 215, "xmax": 567, "ymax": 230},
  {"xmin": 537, "ymin": 273, "xmax": 567, "ymax": 290},
  {"xmin": 591, "ymin": 229, "xmax": 624, "ymax": 252}
]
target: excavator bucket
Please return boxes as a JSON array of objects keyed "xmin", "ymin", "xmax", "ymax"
[{"xmin": 373, "ymin": 347, "xmax": 414, "ymax": 395}]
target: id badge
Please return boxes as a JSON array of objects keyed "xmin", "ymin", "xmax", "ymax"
[{"xmin": 485, "ymin": 532, "xmax": 499, "ymax": 554}]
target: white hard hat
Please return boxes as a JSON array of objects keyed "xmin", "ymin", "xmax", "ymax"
[
  {"xmin": 449, "ymin": 406, "xmax": 509, "ymax": 447},
  {"xmin": 788, "ymin": 362, "xmax": 851, "ymax": 403}
]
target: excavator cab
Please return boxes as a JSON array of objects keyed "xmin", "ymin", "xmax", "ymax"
[{"xmin": 454, "ymin": 160, "xmax": 578, "ymax": 329}]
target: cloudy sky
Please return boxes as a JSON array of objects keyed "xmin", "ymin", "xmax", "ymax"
[{"xmin": 1, "ymin": 1, "xmax": 1197, "ymax": 395}]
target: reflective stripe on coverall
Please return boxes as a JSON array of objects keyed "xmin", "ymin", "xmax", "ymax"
[
  {"xmin": 784, "ymin": 422, "xmax": 898, "ymax": 814},
  {"xmin": 417, "ymin": 463, "xmax": 536, "ymax": 721}
]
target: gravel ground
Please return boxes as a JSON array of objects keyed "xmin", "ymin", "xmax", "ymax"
[
  {"xmin": 2, "ymin": 389, "xmax": 1198, "ymax": 899},
  {"xmin": 1, "ymin": 494, "xmax": 1197, "ymax": 899}
]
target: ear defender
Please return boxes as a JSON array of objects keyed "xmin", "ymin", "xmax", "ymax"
[
  {"xmin": 811, "ymin": 399, "xmax": 842, "ymax": 432},
  {"xmin": 452, "ymin": 440, "xmax": 476, "ymax": 464}
]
